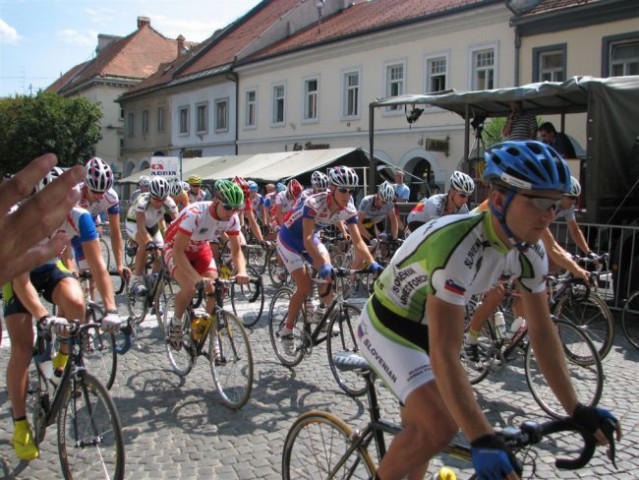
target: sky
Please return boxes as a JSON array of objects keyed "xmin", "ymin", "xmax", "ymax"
[{"xmin": 0, "ymin": 0, "xmax": 262, "ymax": 98}]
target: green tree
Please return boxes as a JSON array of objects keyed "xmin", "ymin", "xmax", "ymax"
[{"xmin": 0, "ymin": 91, "xmax": 102, "ymax": 176}]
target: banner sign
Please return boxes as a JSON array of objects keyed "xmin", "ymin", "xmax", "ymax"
[{"xmin": 150, "ymin": 156, "xmax": 179, "ymax": 177}]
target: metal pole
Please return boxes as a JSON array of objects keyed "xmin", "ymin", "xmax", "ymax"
[{"xmin": 369, "ymin": 103, "xmax": 376, "ymax": 195}]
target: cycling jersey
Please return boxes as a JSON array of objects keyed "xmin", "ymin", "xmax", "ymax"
[
  {"xmin": 555, "ymin": 204, "xmax": 576, "ymax": 222},
  {"xmin": 278, "ymin": 191, "xmax": 357, "ymax": 253},
  {"xmin": 188, "ymin": 188, "xmax": 210, "ymax": 203},
  {"xmin": 76, "ymin": 184, "xmax": 120, "ymax": 218},
  {"xmin": 126, "ymin": 193, "xmax": 177, "ymax": 228},
  {"xmin": 358, "ymin": 194, "xmax": 393, "ymax": 227},
  {"xmin": 249, "ymin": 193, "xmax": 263, "ymax": 215},
  {"xmin": 407, "ymin": 193, "xmax": 469, "ymax": 226},
  {"xmin": 164, "ymin": 201, "xmax": 240, "ymax": 254}
]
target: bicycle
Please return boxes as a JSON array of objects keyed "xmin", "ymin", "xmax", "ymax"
[
  {"xmin": 461, "ymin": 287, "xmax": 604, "ymax": 419},
  {"xmin": 99, "ymin": 237, "xmax": 111, "ymax": 271},
  {"xmin": 268, "ymin": 267, "xmax": 372, "ymax": 397},
  {"xmin": 621, "ymin": 288, "xmax": 639, "ymax": 350},
  {"xmin": 281, "ymin": 351, "xmax": 617, "ymax": 480},
  {"xmin": 30, "ymin": 317, "xmax": 125, "ymax": 479},
  {"xmin": 165, "ymin": 278, "xmax": 255, "ymax": 409},
  {"xmin": 550, "ymin": 253, "xmax": 615, "ymax": 360}
]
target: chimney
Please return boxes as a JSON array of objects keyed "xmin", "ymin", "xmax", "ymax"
[
  {"xmin": 137, "ymin": 16, "xmax": 151, "ymax": 29},
  {"xmin": 96, "ymin": 34, "xmax": 121, "ymax": 54},
  {"xmin": 177, "ymin": 35, "xmax": 186, "ymax": 56}
]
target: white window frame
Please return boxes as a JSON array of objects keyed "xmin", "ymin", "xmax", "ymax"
[
  {"xmin": 609, "ymin": 39, "xmax": 639, "ymax": 76},
  {"xmin": 341, "ymin": 68, "xmax": 361, "ymax": 120},
  {"xmin": 157, "ymin": 105, "xmax": 165, "ymax": 133},
  {"xmin": 215, "ymin": 98, "xmax": 229, "ymax": 133},
  {"xmin": 196, "ymin": 102, "xmax": 208, "ymax": 134},
  {"xmin": 178, "ymin": 106, "xmax": 189, "ymax": 136},
  {"xmin": 272, "ymin": 82, "xmax": 286, "ymax": 127},
  {"xmin": 468, "ymin": 43, "xmax": 498, "ymax": 91},
  {"xmin": 302, "ymin": 76, "xmax": 319, "ymax": 123},
  {"xmin": 539, "ymin": 50, "xmax": 565, "ymax": 82},
  {"xmin": 424, "ymin": 51, "xmax": 449, "ymax": 94},
  {"xmin": 383, "ymin": 60, "xmax": 406, "ymax": 114},
  {"xmin": 244, "ymin": 88, "xmax": 257, "ymax": 129}
]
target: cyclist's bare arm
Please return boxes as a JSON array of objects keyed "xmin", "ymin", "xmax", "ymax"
[
  {"xmin": 135, "ymin": 211, "xmax": 153, "ymax": 245},
  {"xmin": 302, "ymin": 217, "xmax": 327, "ymax": 269},
  {"xmin": 519, "ymin": 284, "xmax": 579, "ymax": 415},
  {"xmin": 348, "ymin": 222, "xmax": 376, "ymax": 266},
  {"xmin": 567, "ymin": 219, "xmax": 591, "ymax": 256},
  {"xmin": 227, "ymin": 233, "xmax": 249, "ymax": 282},
  {"xmin": 427, "ymin": 294, "xmax": 493, "ymax": 441},
  {"xmin": 10, "ymin": 272, "xmax": 49, "ymax": 319},
  {"xmin": 356, "ymin": 211, "xmax": 372, "ymax": 241},
  {"xmin": 108, "ymin": 211, "xmax": 127, "ymax": 276},
  {"xmin": 83, "ymin": 238, "xmax": 117, "ymax": 312},
  {"xmin": 541, "ymin": 228, "xmax": 588, "ymax": 281},
  {"xmin": 388, "ymin": 209, "xmax": 399, "ymax": 240},
  {"xmin": 245, "ymin": 207, "xmax": 264, "ymax": 243}
]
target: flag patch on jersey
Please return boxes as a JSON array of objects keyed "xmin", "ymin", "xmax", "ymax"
[{"xmin": 444, "ymin": 279, "xmax": 466, "ymax": 296}]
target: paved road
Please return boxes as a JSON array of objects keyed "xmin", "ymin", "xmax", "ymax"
[{"xmin": 2, "ymin": 276, "xmax": 638, "ymax": 479}]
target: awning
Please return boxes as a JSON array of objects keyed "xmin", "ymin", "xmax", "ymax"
[{"xmin": 119, "ymin": 156, "xmax": 216, "ymax": 184}]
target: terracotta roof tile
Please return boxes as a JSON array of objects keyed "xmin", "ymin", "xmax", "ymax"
[
  {"xmin": 520, "ymin": 0, "xmax": 600, "ymax": 16},
  {"xmin": 50, "ymin": 23, "xmax": 180, "ymax": 94}
]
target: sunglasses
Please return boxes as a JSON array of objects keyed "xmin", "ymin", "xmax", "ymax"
[
  {"xmin": 90, "ymin": 189, "xmax": 105, "ymax": 195},
  {"xmin": 336, "ymin": 187, "xmax": 356, "ymax": 194},
  {"xmin": 518, "ymin": 193, "xmax": 563, "ymax": 212},
  {"xmin": 222, "ymin": 204, "xmax": 242, "ymax": 212},
  {"xmin": 456, "ymin": 191, "xmax": 468, "ymax": 198}
]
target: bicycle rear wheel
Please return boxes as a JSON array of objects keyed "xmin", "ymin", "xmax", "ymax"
[
  {"xmin": 268, "ymin": 287, "xmax": 306, "ymax": 367},
  {"xmin": 553, "ymin": 291, "xmax": 614, "ymax": 360},
  {"xmin": 525, "ymin": 319, "xmax": 603, "ymax": 419},
  {"xmin": 231, "ymin": 266, "xmax": 265, "ymax": 328},
  {"xmin": 210, "ymin": 310, "xmax": 254, "ymax": 409},
  {"xmin": 326, "ymin": 303, "xmax": 366, "ymax": 397},
  {"xmin": 282, "ymin": 410, "xmax": 375, "ymax": 480},
  {"xmin": 460, "ymin": 300, "xmax": 495, "ymax": 385},
  {"xmin": 57, "ymin": 371, "xmax": 125, "ymax": 480},
  {"xmin": 155, "ymin": 275, "xmax": 177, "ymax": 337},
  {"xmin": 124, "ymin": 238, "xmax": 136, "ymax": 267},
  {"xmin": 621, "ymin": 290, "xmax": 639, "ymax": 350}
]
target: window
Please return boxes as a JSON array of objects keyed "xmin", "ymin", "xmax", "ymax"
[
  {"xmin": 127, "ymin": 112, "xmax": 134, "ymax": 136},
  {"xmin": 471, "ymin": 47, "xmax": 495, "ymax": 90},
  {"xmin": 245, "ymin": 90, "xmax": 256, "ymax": 128},
  {"xmin": 303, "ymin": 77, "xmax": 319, "ymax": 122},
  {"xmin": 532, "ymin": 44, "xmax": 566, "ymax": 82},
  {"xmin": 157, "ymin": 106, "xmax": 165, "ymax": 132},
  {"xmin": 342, "ymin": 70, "xmax": 360, "ymax": 118},
  {"xmin": 196, "ymin": 102, "xmax": 208, "ymax": 133},
  {"xmin": 272, "ymin": 83, "xmax": 285, "ymax": 125},
  {"xmin": 179, "ymin": 106, "xmax": 189, "ymax": 135},
  {"xmin": 141, "ymin": 110, "xmax": 149, "ymax": 135},
  {"xmin": 602, "ymin": 33, "xmax": 639, "ymax": 77},
  {"xmin": 385, "ymin": 62, "xmax": 405, "ymax": 110},
  {"xmin": 215, "ymin": 99, "xmax": 228, "ymax": 132},
  {"xmin": 425, "ymin": 54, "xmax": 448, "ymax": 93},
  {"xmin": 119, "ymin": 108, "xmax": 125, "ymax": 121}
]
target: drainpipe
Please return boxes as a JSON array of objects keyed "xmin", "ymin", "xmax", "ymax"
[
  {"xmin": 505, "ymin": 2, "xmax": 522, "ymax": 86},
  {"xmin": 227, "ymin": 70, "xmax": 239, "ymax": 155}
]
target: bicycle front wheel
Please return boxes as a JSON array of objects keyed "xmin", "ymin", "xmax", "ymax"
[
  {"xmin": 83, "ymin": 306, "xmax": 117, "ymax": 390},
  {"xmin": 155, "ymin": 275, "xmax": 177, "ymax": 337},
  {"xmin": 553, "ymin": 291, "xmax": 615, "ymax": 360},
  {"xmin": 268, "ymin": 287, "xmax": 305, "ymax": 367},
  {"xmin": 525, "ymin": 319, "xmax": 603, "ymax": 419},
  {"xmin": 621, "ymin": 289, "xmax": 639, "ymax": 350},
  {"xmin": 57, "ymin": 371, "xmax": 125, "ymax": 480},
  {"xmin": 231, "ymin": 266, "xmax": 265, "ymax": 328},
  {"xmin": 210, "ymin": 310, "xmax": 254, "ymax": 409},
  {"xmin": 99, "ymin": 238, "xmax": 112, "ymax": 271},
  {"xmin": 326, "ymin": 303, "xmax": 367, "ymax": 397},
  {"xmin": 165, "ymin": 313, "xmax": 195, "ymax": 377},
  {"xmin": 282, "ymin": 410, "xmax": 376, "ymax": 480}
]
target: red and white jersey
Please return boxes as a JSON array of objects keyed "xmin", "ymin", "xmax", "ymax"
[{"xmin": 164, "ymin": 201, "xmax": 241, "ymax": 253}]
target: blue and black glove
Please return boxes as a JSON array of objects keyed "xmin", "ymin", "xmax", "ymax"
[
  {"xmin": 572, "ymin": 403, "xmax": 618, "ymax": 439},
  {"xmin": 369, "ymin": 262, "xmax": 384, "ymax": 275},
  {"xmin": 318, "ymin": 264, "xmax": 334, "ymax": 280},
  {"xmin": 471, "ymin": 434, "xmax": 521, "ymax": 480}
]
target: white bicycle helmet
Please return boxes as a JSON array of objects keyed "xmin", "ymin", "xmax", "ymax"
[
  {"xmin": 37, "ymin": 166, "xmax": 64, "ymax": 192},
  {"xmin": 310, "ymin": 171, "xmax": 329, "ymax": 190},
  {"xmin": 138, "ymin": 175, "xmax": 151, "ymax": 187},
  {"xmin": 328, "ymin": 166, "xmax": 359, "ymax": 188},
  {"xmin": 169, "ymin": 179, "xmax": 183, "ymax": 197},
  {"xmin": 378, "ymin": 181, "xmax": 395, "ymax": 203},
  {"xmin": 85, "ymin": 157, "xmax": 114, "ymax": 193},
  {"xmin": 181, "ymin": 181, "xmax": 191, "ymax": 193},
  {"xmin": 149, "ymin": 177, "xmax": 170, "ymax": 200},
  {"xmin": 567, "ymin": 175, "xmax": 581, "ymax": 198},
  {"xmin": 450, "ymin": 170, "xmax": 475, "ymax": 195}
]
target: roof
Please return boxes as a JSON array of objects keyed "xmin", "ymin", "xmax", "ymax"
[
  {"xmin": 520, "ymin": 0, "xmax": 600, "ymax": 16},
  {"xmin": 49, "ymin": 22, "xmax": 180, "ymax": 95},
  {"xmin": 244, "ymin": 0, "xmax": 493, "ymax": 62}
]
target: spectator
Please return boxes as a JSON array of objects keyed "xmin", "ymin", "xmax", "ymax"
[
  {"xmin": 502, "ymin": 101, "xmax": 538, "ymax": 140},
  {"xmin": 393, "ymin": 169, "xmax": 410, "ymax": 231},
  {"xmin": 539, "ymin": 122, "xmax": 577, "ymax": 158}
]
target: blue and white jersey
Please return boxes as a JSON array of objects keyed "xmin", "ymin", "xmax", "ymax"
[
  {"xmin": 249, "ymin": 193, "xmax": 263, "ymax": 215},
  {"xmin": 278, "ymin": 192, "xmax": 357, "ymax": 252}
]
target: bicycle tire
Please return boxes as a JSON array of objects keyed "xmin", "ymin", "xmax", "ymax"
[
  {"xmin": 124, "ymin": 238, "xmax": 136, "ymax": 267},
  {"xmin": 57, "ymin": 370, "xmax": 125, "ymax": 480},
  {"xmin": 525, "ymin": 319, "xmax": 603, "ymax": 419},
  {"xmin": 245, "ymin": 243, "xmax": 268, "ymax": 275},
  {"xmin": 155, "ymin": 275, "xmax": 176, "ymax": 337},
  {"xmin": 282, "ymin": 410, "xmax": 376, "ymax": 480},
  {"xmin": 326, "ymin": 303, "xmax": 367, "ymax": 397},
  {"xmin": 461, "ymin": 300, "xmax": 495, "ymax": 385},
  {"xmin": 210, "ymin": 310, "xmax": 254, "ymax": 409},
  {"xmin": 126, "ymin": 277, "xmax": 149, "ymax": 325},
  {"xmin": 83, "ymin": 305, "xmax": 117, "ymax": 390},
  {"xmin": 622, "ymin": 290, "xmax": 639, "ymax": 350},
  {"xmin": 553, "ymin": 291, "xmax": 615, "ymax": 360},
  {"xmin": 165, "ymin": 311, "xmax": 195, "ymax": 377},
  {"xmin": 99, "ymin": 237, "xmax": 112, "ymax": 271},
  {"xmin": 231, "ymin": 266, "xmax": 265, "ymax": 328},
  {"xmin": 268, "ymin": 287, "xmax": 305, "ymax": 367}
]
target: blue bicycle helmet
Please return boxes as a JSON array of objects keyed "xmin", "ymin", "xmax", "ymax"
[
  {"xmin": 483, "ymin": 141, "xmax": 570, "ymax": 193},
  {"xmin": 247, "ymin": 180, "xmax": 259, "ymax": 193},
  {"xmin": 276, "ymin": 182, "xmax": 286, "ymax": 193}
]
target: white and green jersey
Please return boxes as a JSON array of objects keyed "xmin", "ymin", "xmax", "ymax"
[{"xmin": 373, "ymin": 211, "xmax": 548, "ymax": 325}]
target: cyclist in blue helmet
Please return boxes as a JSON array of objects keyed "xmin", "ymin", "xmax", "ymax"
[{"xmin": 356, "ymin": 140, "xmax": 620, "ymax": 480}]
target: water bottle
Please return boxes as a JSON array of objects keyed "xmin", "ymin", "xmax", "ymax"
[
  {"xmin": 34, "ymin": 335, "xmax": 53, "ymax": 380},
  {"xmin": 493, "ymin": 311, "xmax": 507, "ymax": 339},
  {"xmin": 509, "ymin": 316, "xmax": 526, "ymax": 338},
  {"xmin": 433, "ymin": 466, "xmax": 457, "ymax": 480}
]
